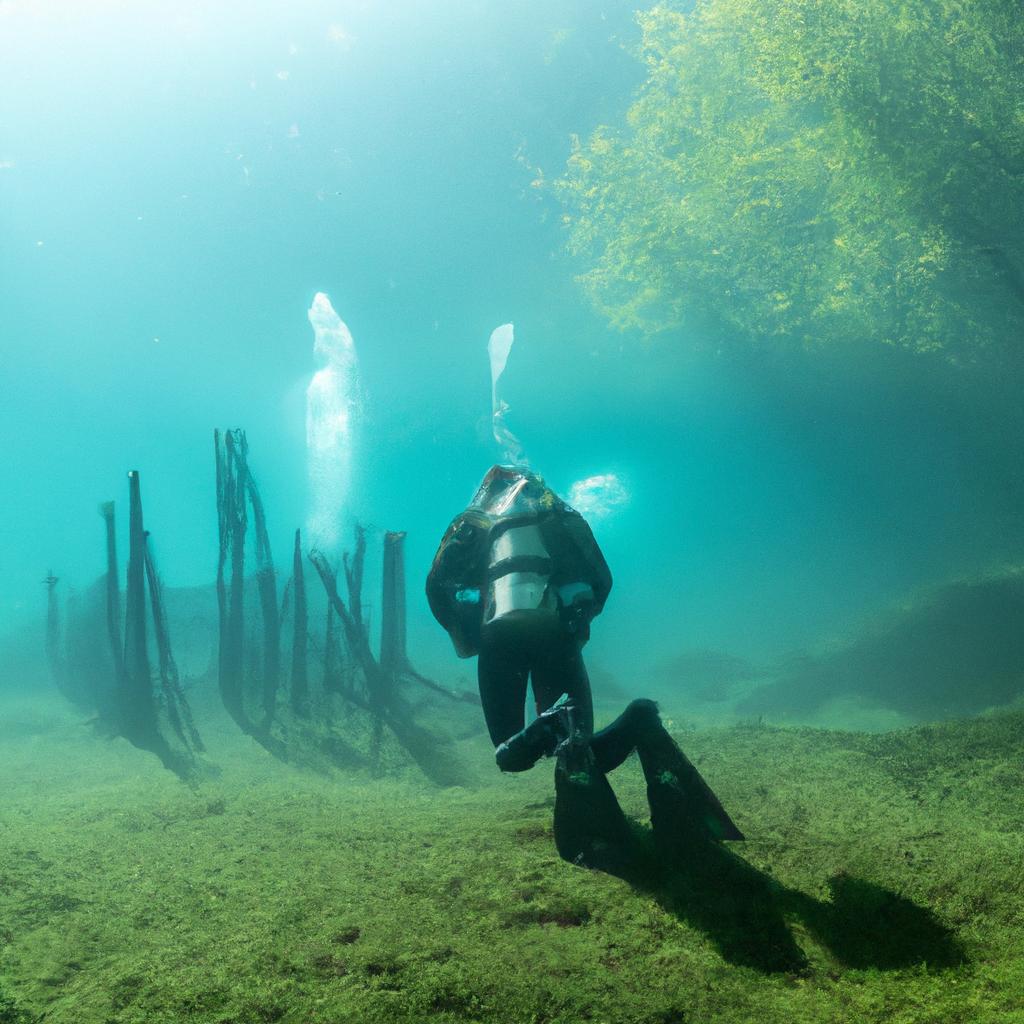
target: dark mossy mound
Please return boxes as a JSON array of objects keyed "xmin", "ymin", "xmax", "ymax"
[
  {"xmin": 653, "ymin": 649, "xmax": 767, "ymax": 704},
  {"xmin": 740, "ymin": 568, "xmax": 1024, "ymax": 720}
]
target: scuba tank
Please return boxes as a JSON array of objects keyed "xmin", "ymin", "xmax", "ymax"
[{"xmin": 484, "ymin": 522, "xmax": 558, "ymax": 626}]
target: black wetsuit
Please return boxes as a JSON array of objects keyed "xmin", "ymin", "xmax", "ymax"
[
  {"xmin": 427, "ymin": 484, "xmax": 612, "ymax": 749},
  {"xmin": 476, "ymin": 617, "xmax": 659, "ymax": 777},
  {"xmin": 477, "ymin": 618, "xmax": 594, "ymax": 746},
  {"xmin": 427, "ymin": 466, "xmax": 744, "ymax": 865}
]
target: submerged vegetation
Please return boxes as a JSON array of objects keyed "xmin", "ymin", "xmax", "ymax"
[{"xmin": 560, "ymin": 0, "xmax": 1024, "ymax": 359}]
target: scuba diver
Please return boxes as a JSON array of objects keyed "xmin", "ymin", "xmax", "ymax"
[{"xmin": 426, "ymin": 465, "xmax": 743, "ymax": 869}]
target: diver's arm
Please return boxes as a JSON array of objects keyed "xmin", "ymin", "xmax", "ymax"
[
  {"xmin": 425, "ymin": 514, "xmax": 488, "ymax": 657},
  {"xmin": 558, "ymin": 510, "xmax": 612, "ymax": 615},
  {"xmin": 425, "ymin": 517, "xmax": 466, "ymax": 629}
]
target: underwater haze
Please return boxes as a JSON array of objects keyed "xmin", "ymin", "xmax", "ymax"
[
  {"xmin": 3, "ymin": 1, "xmax": 1024, "ymax": 1022},
  {"xmin": 3, "ymin": 0, "xmax": 1022, "ymax": 704}
]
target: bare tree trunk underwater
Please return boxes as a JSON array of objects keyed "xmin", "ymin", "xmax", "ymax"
[
  {"xmin": 380, "ymin": 531, "xmax": 407, "ymax": 676},
  {"xmin": 228, "ymin": 432, "xmax": 248, "ymax": 724},
  {"xmin": 343, "ymin": 526, "xmax": 388, "ymax": 757},
  {"xmin": 380, "ymin": 530, "xmax": 479, "ymax": 707},
  {"xmin": 236, "ymin": 433, "xmax": 281, "ymax": 730},
  {"xmin": 144, "ymin": 544, "xmax": 204, "ymax": 754},
  {"xmin": 215, "ymin": 430, "xmax": 248, "ymax": 730},
  {"xmin": 214, "ymin": 429, "xmax": 233, "ymax": 721},
  {"xmin": 43, "ymin": 570, "xmax": 65, "ymax": 694},
  {"xmin": 98, "ymin": 502, "xmax": 127, "ymax": 707},
  {"xmin": 309, "ymin": 542, "xmax": 393, "ymax": 768},
  {"xmin": 309, "ymin": 536, "xmax": 471, "ymax": 787},
  {"xmin": 123, "ymin": 470, "xmax": 153, "ymax": 746},
  {"xmin": 310, "ymin": 529, "xmax": 390, "ymax": 708},
  {"xmin": 118, "ymin": 470, "xmax": 202, "ymax": 782},
  {"xmin": 210, "ymin": 433, "xmax": 468, "ymax": 780},
  {"xmin": 323, "ymin": 604, "xmax": 344, "ymax": 696},
  {"xmin": 342, "ymin": 529, "xmax": 367, "ymax": 649},
  {"xmin": 213, "ymin": 428, "xmax": 288, "ymax": 759},
  {"xmin": 291, "ymin": 528, "xmax": 309, "ymax": 717}
]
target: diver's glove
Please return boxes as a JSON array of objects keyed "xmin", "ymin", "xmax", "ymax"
[{"xmin": 495, "ymin": 693, "xmax": 576, "ymax": 773}]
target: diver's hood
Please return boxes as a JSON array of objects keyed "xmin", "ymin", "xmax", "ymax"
[{"xmin": 469, "ymin": 465, "xmax": 562, "ymax": 520}]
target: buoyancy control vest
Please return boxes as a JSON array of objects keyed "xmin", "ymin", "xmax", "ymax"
[{"xmin": 426, "ymin": 465, "xmax": 613, "ymax": 658}]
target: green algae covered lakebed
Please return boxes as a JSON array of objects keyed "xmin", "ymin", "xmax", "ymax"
[{"xmin": 3, "ymin": 695, "xmax": 1024, "ymax": 1024}]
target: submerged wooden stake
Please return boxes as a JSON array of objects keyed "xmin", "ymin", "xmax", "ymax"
[
  {"xmin": 214, "ymin": 428, "xmax": 232, "ymax": 717},
  {"xmin": 309, "ymin": 536, "xmax": 389, "ymax": 710},
  {"xmin": 98, "ymin": 501, "xmax": 126, "ymax": 702},
  {"xmin": 213, "ymin": 428, "xmax": 288, "ymax": 755},
  {"xmin": 115, "ymin": 470, "xmax": 203, "ymax": 779},
  {"xmin": 309, "ymin": 529, "xmax": 473, "ymax": 785},
  {"xmin": 144, "ymin": 543, "xmax": 205, "ymax": 753},
  {"xmin": 43, "ymin": 570, "xmax": 63, "ymax": 689},
  {"xmin": 240, "ymin": 434, "xmax": 281, "ymax": 729},
  {"xmin": 291, "ymin": 527, "xmax": 309, "ymax": 716},
  {"xmin": 215, "ymin": 430, "xmax": 248, "ymax": 728},
  {"xmin": 123, "ymin": 470, "xmax": 153, "ymax": 743},
  {"xmin": 323, "ymin": 603, "xmax": 344, "ymax": 696},
  {"xmin": 380, "ymin": 531, "xmax": 408, "ymax": 675}
]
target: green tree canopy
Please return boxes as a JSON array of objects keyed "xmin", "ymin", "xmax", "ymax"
[{"xmin": 559, "ymin": 0, "xmax": 1024, "ymax": 360}]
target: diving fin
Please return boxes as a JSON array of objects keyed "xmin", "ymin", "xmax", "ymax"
[
  {"xmin": 553, "ymin": 734, "xmax": 632, "ymax": 871},
  {"xmin": 640, "ymin": 733, "xmax": 744, "ymax": 845},
  {"xmin": 646, "ymin": 754, "xmax": 745, "ymax": 845}
]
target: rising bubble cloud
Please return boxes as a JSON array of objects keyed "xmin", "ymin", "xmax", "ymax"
[
  {"xmin": 306, "ymin": 292, "xmax": 360, "ymax": 550},
  {"xmin": 568, "ymin": 473, "xmax": 629, "ymax": 519}
]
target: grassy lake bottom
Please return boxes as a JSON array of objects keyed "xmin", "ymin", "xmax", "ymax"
[{"xmin": 2, "ymin": 692, "xmax": 1023, "ymax": 1024}]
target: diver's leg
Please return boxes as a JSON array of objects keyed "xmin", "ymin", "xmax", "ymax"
[
  {"xmin": 591, "ymin": 699, "xmax": 745, "ymax": 844},
  {"xmin": 531, "ymin": 634, "xmax": 595, "ymax": 737},
  {"xmin": 553, "ymin": 731, "xmax": 632, "ymax": 871},
  {"xmin": 483, "ymin": 627, "xmax": 573, "ymax": 773},
  {"xmin": 494, "ymin": 631, "xmax": 593, "ymax": 773},
  {"xmin": 477, "ymin": 633, "xmax": 529, "ymax": 748}
]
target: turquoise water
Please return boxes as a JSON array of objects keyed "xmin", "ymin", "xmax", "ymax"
[
  {"xmin": 2, "ymin": 0, "xmax": 1022, "ymax": 710},
  {"xmin": 4, "ymin": 5, "xmax": 1024, "ymax": 1023}
]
